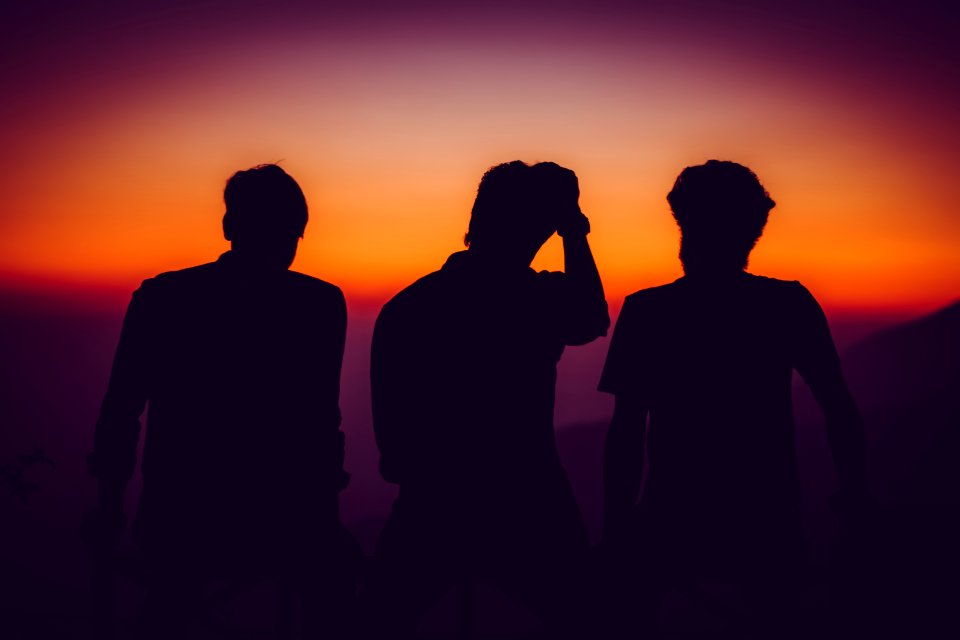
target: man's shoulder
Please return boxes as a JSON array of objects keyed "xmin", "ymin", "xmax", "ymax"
[
  {"xmin": 623, "ymin": 280, "xmax": 684, "ymax": 307},
  {"xmin": 137, "ymin": 264, "xmax": 346, "ymax": 315},
  {"xmin": 742, "ymin": 274, "xmax": 813, "ymax": 306},
  {"xmin": 384, "ymin": 270, "xmax": 445, "ymax": 310},
  {"xmin": 285, "ymin": 270, "xmax": 345, "ymax": 301},
  {"xmin": 743, "ymin": 273, "xmax": 803, "ymax": 290},
  {"xmin": 624, "ymin": 275, "xmax": 808, "ymax": 304},
  {"xmin": 375, "ymin": 271, "xmax": 448, "ymax": 335},
  {"xmin": 144, "ymin": 263, "xmax": 342, "ymax": 293},
  {"xmin": 137, "ymin": 262, "xmax": 219, "ymax": 295}
]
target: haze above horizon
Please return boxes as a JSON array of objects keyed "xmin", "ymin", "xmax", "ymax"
[{"xmin": 2, "ymin": 2, "xmax": 957, "ymax": 312}]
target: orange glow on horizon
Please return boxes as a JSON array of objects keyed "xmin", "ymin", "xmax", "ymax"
[{"xmin": 1, "ymin": 29, "xmax": 957, "ymax": 315}]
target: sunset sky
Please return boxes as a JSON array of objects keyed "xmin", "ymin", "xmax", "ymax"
[{"xmin": 1, "ymin": 0, "xmax": 957, "ymax": 313}]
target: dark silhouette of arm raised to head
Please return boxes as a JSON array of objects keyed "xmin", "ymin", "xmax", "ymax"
[
  {"xmin": 556, "ymin": 227, "xmax": 609, "ymax": 345},
  {"xmin": 537, "ymin": 163, "xmax": 609, "ymax": 345}
]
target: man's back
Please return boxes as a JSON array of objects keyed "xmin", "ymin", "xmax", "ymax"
[
  {"xmin": 372, "ymin": 250, "xmax": 606, "ymax": 504},
  {"xmin": 87, "ymin": 165, "xmax": 358, "ymax": 637},
  {"xmin": 598, "ymin": 162, "xmax": 866, "ymax": 634},
  {"xmin": 600, "ymin": 273, "xmax": 834, "ymax": 518},
  {"xmin": 94, "ymin": 252, "xmax": 347, "ymax": 558}
]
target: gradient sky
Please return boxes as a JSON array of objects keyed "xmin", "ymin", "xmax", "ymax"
[{"xmin": 1, "ymin": 0, "xmax": 957, "ymax": 312}]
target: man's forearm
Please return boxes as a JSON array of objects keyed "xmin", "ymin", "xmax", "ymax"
[
  {"xmin": 562, "ymin": 231, "xmax": 604, "ymax": 301},
  {"xmin": 602, "ymin": 405, "xmax": 646, "ymax": 538},
  {"xmin": 559, "ymin": 228, "xmax": 610, "ymax": 344}
]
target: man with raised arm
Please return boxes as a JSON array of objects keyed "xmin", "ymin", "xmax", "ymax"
[{"xmin": 362, "ymin": 161, "xmax": 609, "ymax": 637}]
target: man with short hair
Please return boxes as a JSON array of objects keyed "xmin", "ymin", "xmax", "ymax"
[
  {"xmin": 599, "ymin": 160, "xmax": 868, "ymax": 637},
  {"xmin": 86, "ymin": 164, "xmax": 355, "ymax": 637},
  {"xmin": 362, "ymin": 161, "xmax": 609, "ymax": 636}
]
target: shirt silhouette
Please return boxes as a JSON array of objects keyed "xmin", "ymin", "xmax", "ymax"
[
  {"xmin": 601, "ymin": 274, "xmax": 838, "ymax": 542},
  {"xmin": 92, "ymin": 251, "xmax": 348, "ymax": 558},
  {"xmin": 87, "ymin": 164, "xmax": 355, "ymax": 637},
  {"xmin": 599, "ymin": 160, "xmax": 866, "ymax": 636},
  {"xmin": 374, "ymin": 251, "xmax": 605, "ymax": 488},
  {"xmin": 362, "ymin": 161, "xmax": 609, "ymax": 636}
]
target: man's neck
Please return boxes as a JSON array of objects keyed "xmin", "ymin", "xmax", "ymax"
[
  {"xmin": 220, "ymin": 249, "xmax": 291, "ymax": 275},
  {"xmin": 465, "ymin": 246, "xmax": 535, "ymax": 271}
]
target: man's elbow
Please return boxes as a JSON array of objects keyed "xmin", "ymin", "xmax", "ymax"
[{"xmin": 564, "ymin": 306, "xmax": 611, "ymax": 345}]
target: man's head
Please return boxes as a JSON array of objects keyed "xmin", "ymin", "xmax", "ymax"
[
  {"xmin": 222, "ymin": 164, "xmax": 308, "ymax": 270},
  {"xmin": 667, "ymin": 160, "xmax": 776, "ymax": 275},
  {"xmin": 465, "ymin": 161, "xmax": 574, "ymax": 266}
]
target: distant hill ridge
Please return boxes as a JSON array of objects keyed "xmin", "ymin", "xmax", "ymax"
[{"xmin": 841, "ymin": 299, "xmax": 960, "ymax": 503}]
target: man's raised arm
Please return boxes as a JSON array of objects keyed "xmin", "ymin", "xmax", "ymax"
[{"xmin": 543, "ymin": 165, "xmax": 609, "ymax": 344}]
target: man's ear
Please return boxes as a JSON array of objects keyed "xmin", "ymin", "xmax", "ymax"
[{"xmin": 222, "ymin": 212, "xmax": 234, "ymax": 241}]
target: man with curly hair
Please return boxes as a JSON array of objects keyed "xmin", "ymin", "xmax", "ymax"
[{"xmin": 599, "ymin": 160, "xmax": 868, "ymax": 637}]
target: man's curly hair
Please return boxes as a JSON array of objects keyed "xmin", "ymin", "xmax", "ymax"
[{"xmin": 667, "ymin": 160, "xmax": 776, "ymax": 272}]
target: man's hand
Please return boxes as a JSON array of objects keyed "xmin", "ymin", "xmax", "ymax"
[
  {"xmin": 532, "ymin": 162, "xmax": 589, "ymax": 237},
  {"xmin": 557, "ymin": 210, "xmax": 591, "ymax": 238}
]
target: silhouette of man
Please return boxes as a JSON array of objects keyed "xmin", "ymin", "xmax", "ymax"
[
  {"xmin": 85, "ymin": 164, "xmax": 356, "ymax": 637},
  {"xmin": 361, "ymin": 161, "xmax": 609, "ymax": 636},
  {"xmin": 598, "ymin": 160, "xmax": 868, "ymax": 637}
]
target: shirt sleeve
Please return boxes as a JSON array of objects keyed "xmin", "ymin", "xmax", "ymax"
[
  {"xmin": 790, "ymin": 282, "xmax": 846, "ymax": 396},
  {"xmin": 598, "ymin": 296, "xmax": 645, "ymax": 398},
  {"xmin": 536, "ymin": 270, "xmax": 610, "ymax": 346},
  {"xmin": 88, "ymin": 281, "xmax": 153, "ymax": 484}
]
